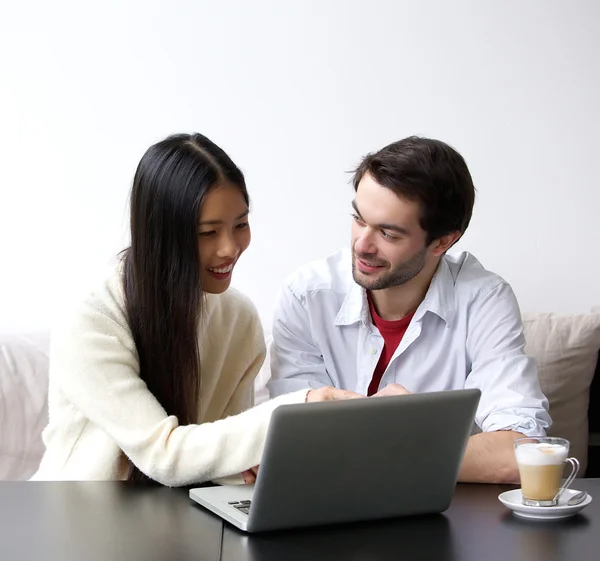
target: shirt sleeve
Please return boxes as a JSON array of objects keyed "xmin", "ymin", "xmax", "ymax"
[
  {"xmin": 52, "ymin": 299, "xmax": 308, "ymax": 487},
  {"xmin": 267, "ymin": 283, "xmax": 334, "ymax": 397},
  {"xmin": 464, "ymin": 282, "xmax": 551, "ymax": 436}
]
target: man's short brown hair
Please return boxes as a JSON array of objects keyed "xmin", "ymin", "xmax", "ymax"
[{"xmin": 353, "ymin": 136, "xmax": 475, "ymax": 244}]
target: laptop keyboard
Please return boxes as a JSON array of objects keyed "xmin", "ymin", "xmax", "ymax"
[{"xmin": 228, "ymin": 500, "xmax": 252, "ymax": 516}]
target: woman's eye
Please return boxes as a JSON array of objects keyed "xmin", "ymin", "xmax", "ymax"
[
  {"xmin": 235, "ymin": 222, "xmax": 249, "ymax": 230},
  {"xmin": 198, "ymin": 231, "xmax": 216, "ymax": 238}
]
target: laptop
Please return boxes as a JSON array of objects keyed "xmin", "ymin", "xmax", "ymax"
[{"xmin": 189, "ymin": 388, "xmax": 480, "ymax": 533}]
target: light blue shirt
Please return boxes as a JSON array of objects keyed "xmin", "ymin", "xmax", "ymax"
[{"xmin": 268, "ymin": 249, "xmax": 550, "ymax": 437}]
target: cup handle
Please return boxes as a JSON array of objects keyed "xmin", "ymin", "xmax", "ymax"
[{"xmin": 554, "ymin": 457, "xmax": 580, "ymax": 503}]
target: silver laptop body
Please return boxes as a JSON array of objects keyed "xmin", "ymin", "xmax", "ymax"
[{"xmin": 189, "ymin": 388, "xmax": 480, "ymax": 532}]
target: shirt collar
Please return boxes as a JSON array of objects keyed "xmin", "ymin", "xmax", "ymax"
[
  {"xmin": 334, "ymin": 279, "xmax": 369, "ymax": 327},
  {"xmin": 414, "ymin": 256, "xmax": 456, "ymax": 325},
  {"xmin": 334, "ymin": 255, "xmax": 456, "ymax": 327}
]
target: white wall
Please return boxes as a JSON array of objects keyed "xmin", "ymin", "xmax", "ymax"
[{"xmin": 1, "ymin": 0, "xmax": 599, "ymax": 332}]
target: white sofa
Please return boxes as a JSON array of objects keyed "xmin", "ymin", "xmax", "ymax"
[
  {"xmin": 1, "ymin": 312, "xmax": 600, "ymax": 480},
  {"xmin": 0, "ymin": 333, "xmax": 50, "ymax": 480}
]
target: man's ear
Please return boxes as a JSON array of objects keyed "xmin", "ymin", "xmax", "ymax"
[{"xmin": 430, "ymin": 231, "xmax": 462, "ymax": 256}]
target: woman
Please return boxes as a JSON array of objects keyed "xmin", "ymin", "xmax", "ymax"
[{"xmin": 31, "ymin": 133, "xmax": 360, "ymax": 485}]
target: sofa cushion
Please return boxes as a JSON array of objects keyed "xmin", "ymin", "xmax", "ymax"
[
  {"xmin": 0, "ymin": 333, "xmax": 50, "ymax": 480},
  {"xmin": 522, "ymin": 312, "xmax": 600, "ymax": 474}
]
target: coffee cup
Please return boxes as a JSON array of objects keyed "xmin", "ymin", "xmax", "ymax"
[{"xmin": 514, "ymin": 437, "xmax": 579, "ymax": 507}]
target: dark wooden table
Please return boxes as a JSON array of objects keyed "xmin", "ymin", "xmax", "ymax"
[{"xmin": 1, "ymin": 480, "xmax": 599, "ymax": 561}]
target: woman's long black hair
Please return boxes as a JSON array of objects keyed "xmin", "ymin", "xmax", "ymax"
[{"xmin": 123, "ymin": 133, "xmax": 248, "ymax": 481}]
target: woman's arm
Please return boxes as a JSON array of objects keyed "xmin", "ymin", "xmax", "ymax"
[{"xmin": 52, "ymin": 299, "xmax": 308, "ymax": 487}]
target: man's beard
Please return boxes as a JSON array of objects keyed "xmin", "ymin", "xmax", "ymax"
[{"xmin": 352, "ymin": 246, "xmax": 428, "ymax": 290}]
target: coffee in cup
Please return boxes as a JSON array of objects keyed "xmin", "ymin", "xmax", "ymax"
[{"xmin": 514, "ymin": 437, "xmax": 579, "ymax": 507}]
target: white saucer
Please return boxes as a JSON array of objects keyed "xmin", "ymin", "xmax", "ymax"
[{"xmin": 498, "ymin": 488, "xmax": 592, "ymax": 520}]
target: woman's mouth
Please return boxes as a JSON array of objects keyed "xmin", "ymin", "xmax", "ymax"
[{"xmin": 207, "ymin": 262, "xmax": 234, "ymax": 280}]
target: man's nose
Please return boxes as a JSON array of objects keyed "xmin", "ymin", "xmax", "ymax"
[{"xmin": 354, "ymin": 229, "xmax": 377, "ymax": 255}]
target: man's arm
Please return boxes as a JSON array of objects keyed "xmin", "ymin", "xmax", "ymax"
[
  {"xmin": 465, "ymin": 282, "xmax": 551, "ymax": 437},
  {"xmin": 267, "ymin": 283, "xmax": 333, "ymax": 397},
  {"xmin": 376, "ymin": 278, "xmax": 549, "ymax": 485},
  {"xmin": 372, "ymin": 384, "xmax": 524, "ymax": 483},
  {"xmin": 460, "ymin": 281, "xmax": 551, "ymax": 483},
  {"xmin": 459, "ymin": 430, "xmax": 524, "ymax": 483}
]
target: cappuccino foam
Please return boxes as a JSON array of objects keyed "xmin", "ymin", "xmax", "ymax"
[{"xmin": 515, "ymin": 443, "xmax": 568, "ymax": 466}]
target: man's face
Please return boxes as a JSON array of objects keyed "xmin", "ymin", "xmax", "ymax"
[{"xmin": 351, "ymin": 173, "xmax": 433, "ymax": 291}]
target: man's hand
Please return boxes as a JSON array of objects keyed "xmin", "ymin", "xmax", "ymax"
[
  {"xmin": 306, "ymin": 386, "xmax": 365, "ymax": 402},
  {"xmin": 370, "ymin": 383, "xmax": 412, "ymax": 398},
  {"xmin": 242, "ymin": 465, "xmax": 259, "ymax": 484}
]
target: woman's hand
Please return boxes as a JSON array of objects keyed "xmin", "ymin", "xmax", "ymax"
[{"xmin": 242, "ymin": 465, "xmax": 259, "ymax": 484}]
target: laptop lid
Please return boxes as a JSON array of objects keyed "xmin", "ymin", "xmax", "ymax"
[{"xmin": 191, "ymin": 388, "xmax": 480, "ymax": 532}]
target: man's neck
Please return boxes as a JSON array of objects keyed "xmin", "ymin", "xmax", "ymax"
[{"xmin": 369, "ymin": 259, "xmax": 440, "ymax": 321}]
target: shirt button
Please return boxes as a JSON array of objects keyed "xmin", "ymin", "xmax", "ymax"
[{"xmin": 370, "ymin": 348, "xmax": 377, "ymax": 355}]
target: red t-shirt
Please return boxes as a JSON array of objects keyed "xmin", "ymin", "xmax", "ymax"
[{"xmin": 367, "ymin": 294, "xmax": 415, "ymax": 396}]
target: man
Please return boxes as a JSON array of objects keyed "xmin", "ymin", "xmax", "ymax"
[{"xmin": 267, "ymin": 136, "xmax": 550, "ymax": 484}]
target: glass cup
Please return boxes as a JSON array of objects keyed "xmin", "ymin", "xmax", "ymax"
[{"xmin": 514, "ymin": 437, "xmax": 579, "ymax": 507}]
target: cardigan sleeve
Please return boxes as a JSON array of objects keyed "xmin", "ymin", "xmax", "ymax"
[{"xmin": 51, "ymin": 296, "xmax": 308, "ymax": 487}]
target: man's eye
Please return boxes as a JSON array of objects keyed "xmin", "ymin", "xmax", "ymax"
[
  {"xmin": 351, "ymin": 213, "xmax": 364, "ymax": 224},
  {"xmin": 381, "ymin": 231, "xmax": 399, "ymax": 241}
]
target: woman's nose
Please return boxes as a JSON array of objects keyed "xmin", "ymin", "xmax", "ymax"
[{"xmin": 216, "ymin": 234, "xmax": 238, "ymax": 258}]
